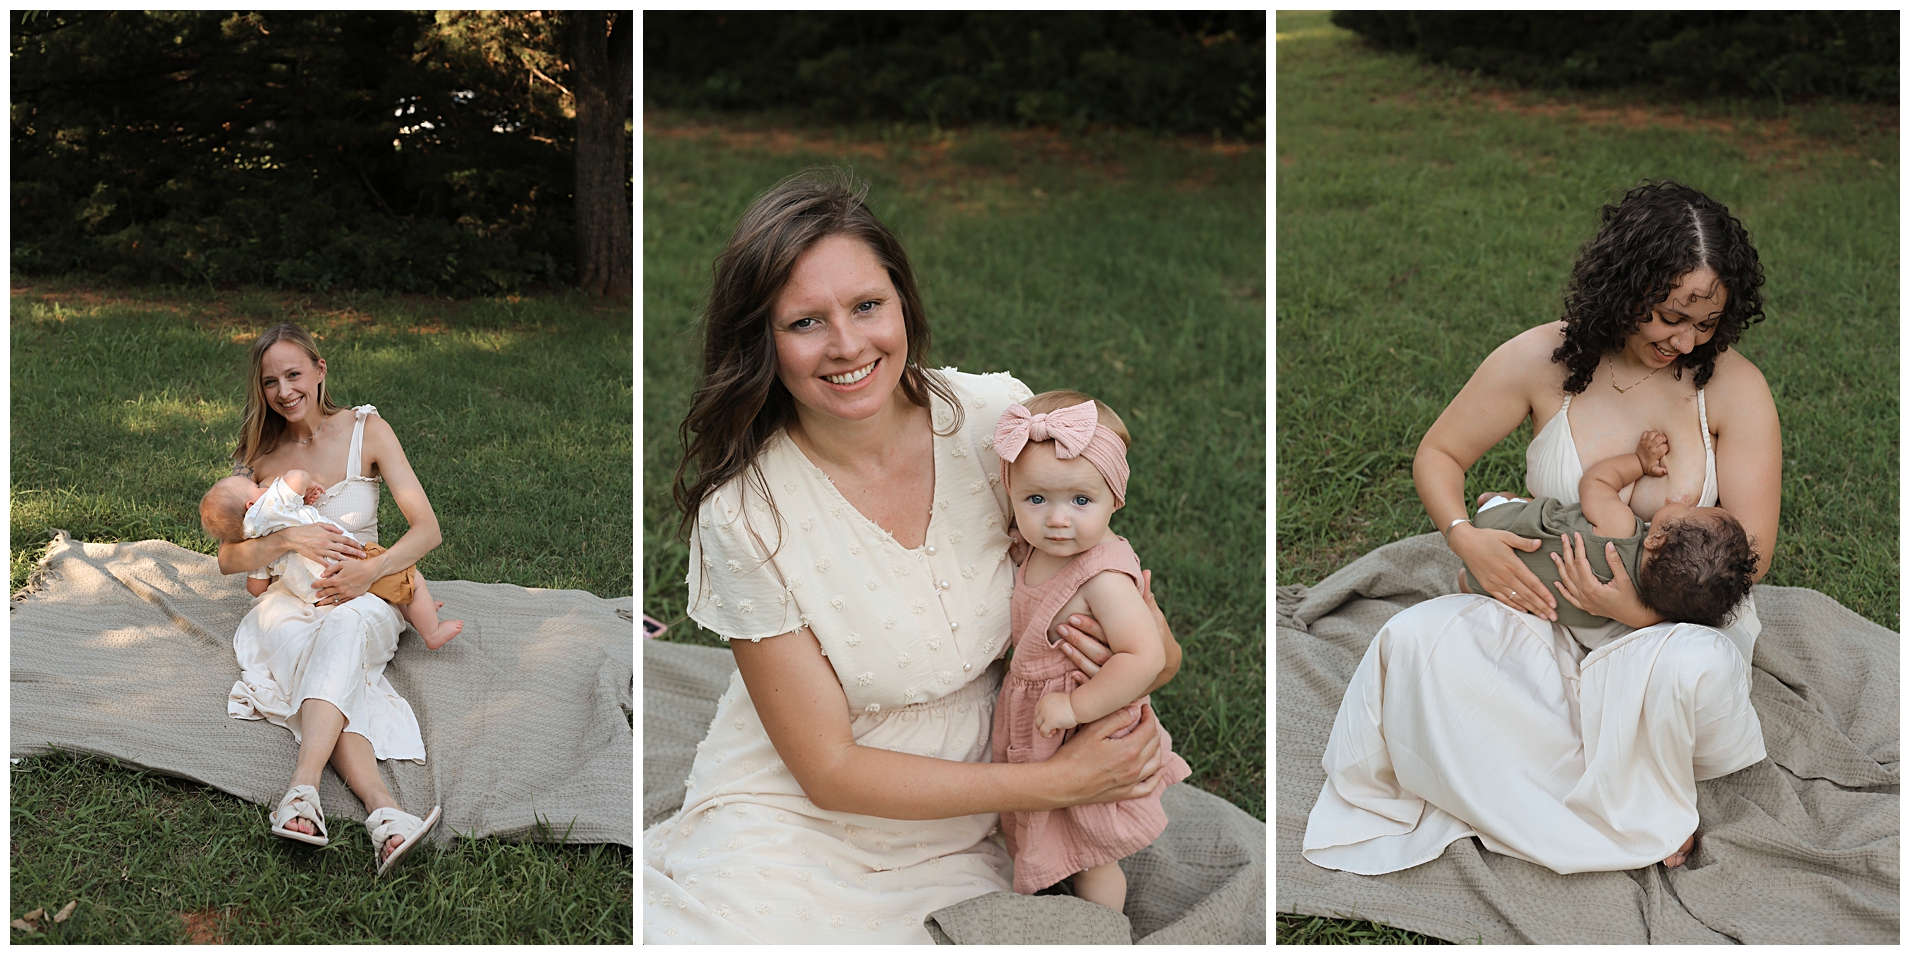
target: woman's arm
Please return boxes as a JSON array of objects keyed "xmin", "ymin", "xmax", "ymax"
[
  {"xmin": 1414, "ymin": 326, "xmax": 1560, "ymax": 620},
  {"xmin": 732, "ymin": 626, "xmax": 1167, "ymax": 820},
  {"xmin": 1706, "ymin": 354, "xmax": 1781, "ymax": 581},
  {"xmin": 314, "ymin": 416, "xmax": 442, "ymax": 604}
]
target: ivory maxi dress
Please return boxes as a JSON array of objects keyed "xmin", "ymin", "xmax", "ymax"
[
  {"xmin": 643, "ymin": 369, "xmax": 1036, "ymax": 944},
  {"xmin": 1303, "ymin": 389, "xmax": 1768, "ymax": 875},
  {"xmin": 227, "ymin": 406, "xmax": 425, "ymax": 762}
]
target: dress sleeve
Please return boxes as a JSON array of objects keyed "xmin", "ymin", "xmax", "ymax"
[
  {"xmin": 685, "ymin": 481, "xmax": 803, "ymax": 642},
  {"xmin": 961, "ymin": 370, "xmax": 1033, "ymax": 527}
]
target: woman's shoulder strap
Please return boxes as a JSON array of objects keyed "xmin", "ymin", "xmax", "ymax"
[{"xmin": 346, "ymin": 405, "xmax": 379, "ymax": 479}]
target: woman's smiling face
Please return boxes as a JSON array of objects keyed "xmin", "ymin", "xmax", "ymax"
[
  {"xmin": 260, "ymin": 340, "xmax": 325, "ymax": 424},
  {"xmin": 770, "ymin": 234, "xmax": 908, "ymax": 424},
  {"xmin": 1624, "ymin": 267, "xmax": 1726, "ymax": 368}
]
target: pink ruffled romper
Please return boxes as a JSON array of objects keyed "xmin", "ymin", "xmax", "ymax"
[{"xmin": 991, "ymin": 537, "xmax": 1193, "ymax": 894}]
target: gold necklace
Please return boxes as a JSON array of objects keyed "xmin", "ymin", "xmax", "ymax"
[
  {"xmin": 1608, "ymin": 357, "xmax": 1665, "ymax": 394},
  {"xmin": 294, "ymin": 415, "xmax": 327, "ymax": 446}
]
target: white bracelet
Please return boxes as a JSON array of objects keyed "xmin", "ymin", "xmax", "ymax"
[{"xmin": 1444, "ymin": 517, "xmax": 1472, "ymax": 535}]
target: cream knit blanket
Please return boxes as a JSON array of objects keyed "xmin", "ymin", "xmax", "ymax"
[{"xmin": 11, "ymin": 531, "xmax": 633, "ymax": 846}]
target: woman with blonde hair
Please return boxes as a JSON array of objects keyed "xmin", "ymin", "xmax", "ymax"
[
  {"xmin": 643, "ymin": 170, "xmax": 1183, "ymax": 943},
  {"xmin": 219, "ymin": 322, "xmax": 446, "ymax": 876}
]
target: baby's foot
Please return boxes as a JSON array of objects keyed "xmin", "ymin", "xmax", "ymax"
[
  {"xmin": 423, "ymin": 619, "xmax": 463, "ymax": 650},
  {"xmin": 1663, "ymin": 831, "xmax": 1697, "ymax": 867}
]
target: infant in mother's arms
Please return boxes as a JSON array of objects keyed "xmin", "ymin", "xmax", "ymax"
[
  {"xmin": 1458, "ymin": 429, "xmax": 1758, "ymax": 629},
  {"xmin": 201, "ymin": 471, "xmax": 463, "ymax": 649}
]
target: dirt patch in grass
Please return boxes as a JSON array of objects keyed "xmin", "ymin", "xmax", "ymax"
[
  {"xmin": 1378, "ymin": 86, "xmax": 1897, "ymax": 169},
  {"xmin": 645, "ymin": 114, "xmax": 1263, "ymax": 193},
  {"xmin": 179, "ymin": 908, "xmax": 229, "ymax": 944}
]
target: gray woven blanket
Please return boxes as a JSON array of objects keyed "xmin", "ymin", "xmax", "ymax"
[
  {"xmin": 642, "ymin": 637, "xmax": 1266, "ymax": 943},
  {"xmin": 1277, "ymin": 532, "xmax": 1899, "ymax": 944},
  {"xmin": 11, "ymin": 531, "xmax": 634, "ymax": 846}
]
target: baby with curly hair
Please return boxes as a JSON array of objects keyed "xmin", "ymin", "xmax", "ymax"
[{"xmin": 1459, "ymin": 429, "xmax": 1759, "ymax": 629}]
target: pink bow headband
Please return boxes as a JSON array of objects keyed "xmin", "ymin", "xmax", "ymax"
[{"xmin": 992, "ymin": 400, "xmax": 1130, "ymax": 507}]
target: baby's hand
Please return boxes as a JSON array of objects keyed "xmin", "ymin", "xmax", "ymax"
[
  {"xmin": 302, "ymin": 482, "xmax": 326, "ymax": 505},
  {"xmin": 1635, "ymin": 430, "xmax": 1669, "ymax": 477},
  {"xmin": 1035, "ymin": 692, "xmax": 1079, "ymax": 737}
]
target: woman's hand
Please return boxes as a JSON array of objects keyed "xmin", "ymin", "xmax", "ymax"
[
  {"xmin": 313, "ymin": 552, "xmax": 385, "ymax": 607},
  {"xmin": 1048, "ymin": 703, "xmax": 1166, "ymax": 806},
  {"xmin": 1054, "ymin": 569, "xmax": 1180, "ymax": 693},
  {"xmin": 282, "ymin": 522, "xmax": 366, "ymax": 566},
  {"xmin": 1550, "ymin": 532, "xmax": 1662, "ymax": 629},
  {"xmin": 1448, "ymin": 522, "xmax": 1557, "ymax": 621}
]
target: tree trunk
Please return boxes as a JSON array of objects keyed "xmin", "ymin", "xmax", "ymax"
[{"xmin": 567, "ymin": 11, "xmax": 631, "ymax": 299}]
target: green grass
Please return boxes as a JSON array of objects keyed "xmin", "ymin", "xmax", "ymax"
[
  {"xmin": 1276, "ymin": 10, "xmax": 1898, "ymax": 945},
  {"xmin": 9, "ymin": 280, "xmax": 633, "ymax": 943},
  {"xmin": 641, "ymin": 110, "xmax": 1267, "ymax": 817}
]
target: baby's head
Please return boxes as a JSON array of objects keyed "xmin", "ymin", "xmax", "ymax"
[
  {"xmin": 993, "ymin": 390, "xmax": 1132, "ymax": 559},
  {"xmin": 200, "ymin": 476, "xmax": 267, "ymax": 543},
  {"xmin": 1635, "ymin": 502, "xmax": 1759, "ymax": 628}
]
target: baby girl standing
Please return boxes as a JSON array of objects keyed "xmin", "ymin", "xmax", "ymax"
[{"xmin": 989, "ymin": 391, "xmax": 1191, "ymax": 911}]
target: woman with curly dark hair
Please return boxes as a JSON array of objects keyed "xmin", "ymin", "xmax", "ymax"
[{"xmin": 1302, "ymin": 181, "xmax": 1780, "ymax": 878}]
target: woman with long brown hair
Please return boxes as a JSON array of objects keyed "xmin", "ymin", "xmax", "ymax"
[
  {"xmin": 643, "ymin": 169, "xmax": 1183, "ymax": 943},
  {"xmin": 216, "ymin": 322, "xmax": 446, "ymax": 876}
]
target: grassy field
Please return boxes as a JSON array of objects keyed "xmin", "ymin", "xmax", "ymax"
[
  {"xmin": 9, "ymin": 282, "xmax": 633, "ymax": 943},
  {"xmin": 641, "ymin": 110, "xmax": 1267, "ymax": 816},
  {"xmin": 1276, "ymin": 10, "xmax": 1898, "ymax": 944}
]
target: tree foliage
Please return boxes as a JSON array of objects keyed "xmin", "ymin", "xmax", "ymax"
[
  {"xmin": 644, "ymin": 11, "xmax": 1264, "ymax": 140},
  {"xmin": 11, "ymin": 11, "xmax": 629, "ymax": 295},
  {"xmin": 1331, "ymin": 11, "xmax": 1899, "ymax": 103}
]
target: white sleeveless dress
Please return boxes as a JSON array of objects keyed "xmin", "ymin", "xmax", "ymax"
[
  {"xmin": 226, "ymin": 406, "xmax": 425, "ymax": 762},
  {"xmin": 1302, "ymin": 389, "xmax": 1767, "ymax": 875}
]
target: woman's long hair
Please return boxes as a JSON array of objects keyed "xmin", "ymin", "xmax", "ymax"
[
  {"xmin": 1553, "ymin": 180, "xmax": 1767, "ymax": 393},
  {"xmin": 234, "ymin": 323, "xmax": 344, "ymax": 467},
  {"xmin": 672, "ymin": 168, "xmax": 963, "ymax": 544}
]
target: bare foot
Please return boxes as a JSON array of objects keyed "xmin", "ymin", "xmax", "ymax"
[
  {"xmin": 285, "ymin": 816, "xmax": 317, "ymax": 837},
  {"xmin": 1663, "ymin": 831, "xmax": 1697, "ymax": 867},
  {"xmin": 382, "ymin": 833, "xmax": 405, "ymax": 863},
  {"xmin": 423, "ymin": 619, "xmax": 463, "ymax": 650}
]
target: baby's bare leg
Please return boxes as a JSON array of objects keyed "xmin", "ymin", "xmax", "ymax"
[
  {"xmin": 1072, "ymin": 862, "xmax": 1126, "ymax": 911},
  {"xmin": 402, "ymin": 571, "xmax": 463, "ymax": 649}
]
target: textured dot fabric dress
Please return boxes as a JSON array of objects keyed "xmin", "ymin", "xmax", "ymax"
[
  {"xmin": 1303, "ymin": 388, "xmax": 1767, "ymax": 876},
  {"xmin": 226, "ymin": 406, "xmax": 425, "ymax": 762},
  {"xmin": 992, "ymin": 537, "xmax": 1191, "ymax": 894},
  {"xmin": 642, "ymin": 369, "xmax": 1034, "ymax": 944}
]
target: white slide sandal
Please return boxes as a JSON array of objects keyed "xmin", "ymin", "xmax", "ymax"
[
  {"xmin": 270, "ymin": 784, "xmax": 330, "ymax": 847},
  {"xmin": 367, "ymin": 804, "xmax": 442, "ymax": 877}
]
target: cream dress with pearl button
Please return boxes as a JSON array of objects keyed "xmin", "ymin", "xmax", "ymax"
[{"xmin": 643, "ymin": 369, "xmax": 1032, "ymax": 944}]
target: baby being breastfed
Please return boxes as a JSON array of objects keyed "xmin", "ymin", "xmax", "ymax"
[{"xmin": 1461, "ymin": 429, "xmax": 1758, "ymax": 629}]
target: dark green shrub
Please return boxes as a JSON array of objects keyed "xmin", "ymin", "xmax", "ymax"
[
  {"xmin": 1331, "ymin": 11, "xmax": 1898, "ymax": 103},
  {"xmin": 12, "ymin": 11, "xmax": 582, "ymax": 295},
  {"xmin": 643, "ymin": 12, "xmax": 1264, "ymax": 139}
]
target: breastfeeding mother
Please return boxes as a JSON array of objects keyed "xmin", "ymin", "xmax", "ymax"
[
  {"xmin": 642, "ymin": 171, "xmax": 1182, "ymax": 943},
  {"xmin": 215, "ymin": 323, "xmax": 443, "ymax": 875},
  {"xmin": 1304, "ymin": 181, "xmax": 1780, "ymax": 876}
]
